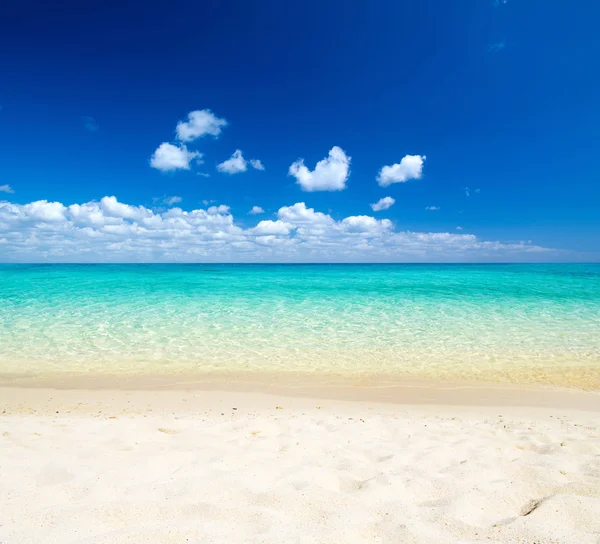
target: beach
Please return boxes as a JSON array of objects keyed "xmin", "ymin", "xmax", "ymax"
[
  {"xmin": 1, "ymin": 384, "xmax": 599, "ymax": 544},
  {"xmin": 2, "ymin": 264, "xmax": 600, "ymax": 542}
]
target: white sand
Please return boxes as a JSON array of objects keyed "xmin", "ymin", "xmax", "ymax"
[{"xmin": 1, "ymin": 387, "xmax": 599, "ymax": 543}]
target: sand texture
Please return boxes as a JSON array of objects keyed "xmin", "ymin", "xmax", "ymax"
[{"xmin": 1, "ymin": 388, "xmax": 599, "ymax": 543}]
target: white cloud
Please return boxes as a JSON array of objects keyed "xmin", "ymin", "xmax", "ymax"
[
  {"xmin": 176, "ymin": 109, "xmax": 227, "ymax": 142},
  {"xmin": 377, "ymin": 155, "xmax": 426, "ymax": 187},
  {"xmin": 0, "ymin": 185, "xmax": 14, "ymax": 194},
  {"xmin": 100, "ymin": 196, "xmax": 152, "ymax": 222},
  {"xmin": 277, "ymin": 202, "xmax": 334, "ymax": 227},
  {"xmin": 288, "ymin": 146, "xmax": 350, "ymax": 192},
  {"xmin": 341, "ymin": 216, "xmax": 392, "ymax": 234},
  {"xmin": 0, "ymin": 196, "xmax": 554, "ymax": 263},
  {"xmin": 163, "ymin": 196, "xmax": 182, "ymax": 206},
  {"xmin": 208, "ymin": 205, "xmax": 230, "ymax": 215},
  {"xmin": 249, "ymin": 206, "xmax": 264, "ymax": 215},
  {"xmin": 22, "ymin": 200, "xmax": 66, "ymax": 222},
  {"xmin": 216, "ymin": 152, "xmax": 264, "ymax": 175},
  {"xmin": 250, "ymin": 159, "xmax": 265, "ymax": 171},
  {"xmin": 249, "ymin": 220, "xmax": 293, "ymax": 236},
  {"xmin": 456, "ymin": 226, "xmax": 463, "ymax": 230},
  {"xmin": 150, "ymin": 143, "xmax": 203, "ymax": 172},
  {"xmin": 197, "ymin": 172, "xmax": 210, "ymax": 178},
  {"xmin": 217, "ymin": 150, "xmax": 248, "ymax": 174},
  {"xmin": 425, "ymin": 206, "xmax": 440, "ymax": 211},
  {"xmin": 371, "ymin": 196, "xmax": 395, "ymax": 212}
]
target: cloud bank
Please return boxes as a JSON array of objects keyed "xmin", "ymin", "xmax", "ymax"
[{"xmin": 0, "ymin": 196, "xmax": 554, "ymax": 263}]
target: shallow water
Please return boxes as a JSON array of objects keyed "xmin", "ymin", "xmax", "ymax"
[{"xmin": 1, "ymin": 264, "xmax": 599, "ymax": 387}]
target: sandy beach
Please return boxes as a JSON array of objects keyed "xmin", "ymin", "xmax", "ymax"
[{"xmin": 1, "ymin": 384, "xmax": 599, "ymax": 543}]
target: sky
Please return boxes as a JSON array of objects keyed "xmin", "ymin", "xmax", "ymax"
[{"xmin": 0, "ymin": 0, "xmax": 599, "ymax": 262}]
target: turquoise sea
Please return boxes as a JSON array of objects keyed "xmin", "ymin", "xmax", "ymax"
[{"xmin": 1, "ymin": 264, "xmax": 599, "ymax": 388}]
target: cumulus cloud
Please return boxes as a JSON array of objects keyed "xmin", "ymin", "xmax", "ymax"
[
  {"xmin": 289, "ymin": 146, "xmax": 351, "ymax": 192},
  {"xmin": 249, "ymin": 206, "xmax": 264, "ymax": 215},
  {"xmin": 0, "ymin": 196, "xmax": 554, "ymax": 263},
  {"xmin": 208, "ymin": 205, "xmax": 230, "ymax": 214},
  {"xmin": 371, "ymin": 196, "xmax": 395, "ymax": 212},
  {"xmin": 277, "ymin": 202, "xmax": 334, "ymax": 227},
  {"xmin": 249, "ymin": 220, "xmax": 293, "ymax": 236},
  {"xmin": 150, "ymin": 143, "xmax": 203, "ymax": 172},
  {"xmin": 217, "ymin": 151, "xmax": 264, "ymax": 175},
  {"xmin": 176, "ymin": 109, "xmax": 227, "ymax": 142},
  {"xmin": 0, "ymin": 185, "xmax": 14, "ymax": 194},
  {"xmin": 217, "ymin": 150, "xmax": 248, "ymax": 174},
  {"xmin": 426, "ymin": 206, "xmax": 440, "ymax": 211},
  {"xmin": 377, "ymin": 155, "xmax": 426, "ymax": 187}
]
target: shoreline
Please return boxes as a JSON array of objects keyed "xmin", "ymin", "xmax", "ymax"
[{"xmin": 2, "ymin": 371, "xmax": 599, "ymax": 412}]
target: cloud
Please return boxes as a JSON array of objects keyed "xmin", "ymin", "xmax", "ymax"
[
  {"xmin": 377, "ymin": 155, "xmax": 426, "ymax": 187},
  {"xmin": 163, "ymin": 196, "xmax": 182, "ymax": 206},
  {"xmin": 150, "ymin": 143, "xmax": 203, "ymax": 172},
  {"xmin": 249, "ymin": 220, "xmax": 293, "ymax": 236},
  {"xmin": 371, "ymin": 196, "xmax": 395, "ymax": 212},
  {"xmin": 249, "ymin": 206, "xmax": 264, "ymax": 215},
  {"xmin": 197, "ymin": 172, "xmax": 210, "ymax": 178},
  {"xmin": 176, "ymin": 109, "xmax": 227, "ymax": 142},
  {"xmin": 217, "ymin": 149, "xmax": 248, "ymax": 174},
  {"xmin": 288, "ymin": 146, "xmax": 351, "ymax": 192},
  {"xmin": 216, "ymin": 151, "xmax": 265, "ymax": 175},
  {"xmin": 83, "ymin": 116, "xmax": 99, "ymax": 132},
  {"xmin": 456, "ymin": 226, "xmax": 463, "ymax": 230},
  {"xmin": 208, "ymin": 205, "xmax": 230, "ymax": 214},
  {"xmin": 0, "ymin": 196, "xmax": 555, "ymax": 262},
  {"xmin": 488, "ymin": 41, "xmax": 506, "ymax": 53},
  {"xmin": 277, "ymin": 202, "xmax": 334, "ymax": 227},
  {"xmin": 0, "ymin": 185, "xmax": 14, "ymax": 194},
  {"xmin": 425, "ymin": 206, "xmax": 440, "ymax": 211}
]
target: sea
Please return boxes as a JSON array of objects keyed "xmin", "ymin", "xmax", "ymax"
[{"xmin": 1, "ymin": 264, "xmax": 599, "ymax": 388}]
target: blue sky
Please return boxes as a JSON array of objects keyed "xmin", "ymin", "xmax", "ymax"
[{"xmin": 0, "ymin": 0, "xmax": 598, "ymax": 262}]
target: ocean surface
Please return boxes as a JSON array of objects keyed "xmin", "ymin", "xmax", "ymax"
[{"xmin": 1, "ymin": 264, "xmax": 599, "ymax": 388}]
